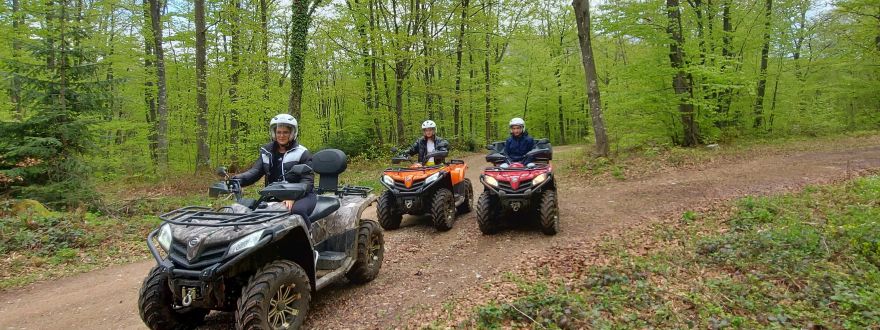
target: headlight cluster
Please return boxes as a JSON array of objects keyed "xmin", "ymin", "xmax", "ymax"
[
  {"xmin": 425, "ymin": 172, "xmax": 441, "ymax": 184},
  {"xmin": 158, "ymin": 224, "xmax": 172, "ymax": 252},
  {"xmin": 533, "ymin": 173, "xmax": 548, "ymax": 185},
  {"xmin": 382, "ymin": 175, "xmax": 394, "ymax": 186},
  {"xmin": 484, "ymin": 176, "xmax": 499, "ymax": 187},
  {"xmin": 228, "ymin": 230, "xmax": 265, "ymax": 255}
]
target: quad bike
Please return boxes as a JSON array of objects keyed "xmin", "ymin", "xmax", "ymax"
[
  {"xmin": 376, "ymin": 148, "xmax": 473, "ymax": 231},
  {"xmin": 137, "ymin": 149, "xmax": 384, "ymax": 330},
  {"xmin": 476, "ymin": 139, "xmax": 559, "ymax": 235}
]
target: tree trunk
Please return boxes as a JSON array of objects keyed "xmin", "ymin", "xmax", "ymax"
[
  {"xmin": 142, "ymin": 0, "xmax": 158, "ymax": 165},
  {"xmin": 716, "ymin": 0, "xmax": 734, "ymax": 123},
  {"xmin": 10, "ymin": 0, "xmax": 23, "ymax": 119},
  {"xmin": 555, "ymin": 67, "xmax": 567, "ymax": 145},
  {"xmin": 259, "ymin": 0, "xmax": 270, "ymax": 102},
  {"xmin": 148, "ymin": 0, "xmax": 169, "ymax": 170},
  {"xmin": 228, "ymin": 0, "xmax": 242, "ymax": 171},
  {"xmin": 195, "ymin": 0, "xmax": 210, "ymax": 172},
  {"xmin": 452, "ymin": 0, "xmax": 470, "ymax": 137},
  {"xmin": 395, "ymin": 61, "xmax": 406, "ymax": 144},
  {"xmin": 287, "ymin": 0, "xmax": 317, "ymax": 120},
  {"xmin": 753, "ymin": 0, "xmax": 773, "ymax": 128},
  {"xmin": 483, "ymin": 32, "xmax": 492, "ymax": 144},
  {"xmin": 666, "ymin": 0, "xmax": 698, "ymax": 147},
  {"xmin": 572, "ymin": 0, "xmax": 609, "ymax": 156}
]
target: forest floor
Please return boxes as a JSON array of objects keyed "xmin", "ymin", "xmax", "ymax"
[{"xmin": 0, "ymin": 133, "xmax": 879, "ymax": 329}]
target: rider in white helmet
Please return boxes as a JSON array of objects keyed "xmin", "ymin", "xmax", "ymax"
[
  {"xmin": 402, "ymin": 120, "xmax": 449, "ymax": 165},
  {"xmin": 233, "ymin": 114, "xmax": 317, "ymax": 222},
  {"xmin": 504, "ymin": 117, "xmax": 536, "ymax": 164}
]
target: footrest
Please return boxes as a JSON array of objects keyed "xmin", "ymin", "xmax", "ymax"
[{"xmin": 316, "ymin": 251, "xmax": 348, "ymax": 270}]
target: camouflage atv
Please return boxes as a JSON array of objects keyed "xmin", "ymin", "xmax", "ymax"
[{"xmin": 137, "ymin": 149, "xmax": 384, "ymax": 329}]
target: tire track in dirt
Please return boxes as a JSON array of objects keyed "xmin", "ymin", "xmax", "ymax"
[{"xmin": 0, "ymin": 144, "xmax": 878, "ymax": 329}]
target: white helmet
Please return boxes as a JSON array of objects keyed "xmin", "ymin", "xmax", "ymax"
[
  {"xmin": 421, "ymin": 120, "xmax": 437, "ymax": 130},
  {"xmin": 509, "ymin": 117, "xmax": 525, "ymax": 129},
  {"xmin": 270, "ymin": 114, "xmax": 298, "ymax": 141}
]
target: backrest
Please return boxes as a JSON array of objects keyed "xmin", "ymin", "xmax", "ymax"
[{"xmin": 311, "ymin": 149, "xmax": 348, "ymax": 192}]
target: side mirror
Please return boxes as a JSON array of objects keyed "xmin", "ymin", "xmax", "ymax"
[
  {"xmin": 287, "ymin": 164, "xmax": 313, "ymax": 176},
  {"xmin": 208, "ymin": 181, "xmax": 231, "ymax": 197},
  {"xmin": 216, "ymin": 166, "xmax": 228, "ymax": 178},
  {"xmin": 390, "ymin": 147, "xmax": 399, "ymax": 153}
]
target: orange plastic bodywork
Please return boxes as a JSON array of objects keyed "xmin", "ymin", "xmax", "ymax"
[{"xmin": 384, "ymin": 162, "xmax": 468, "ymax": 187}]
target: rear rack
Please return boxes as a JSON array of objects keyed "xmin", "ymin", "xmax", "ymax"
[
  {"xmin": 160, "ymin": 206, "xmax": 288, "ymax": 227},
  {"xmin": 318, "ymin": 185, "xmax": 373, "ymax": 198}
]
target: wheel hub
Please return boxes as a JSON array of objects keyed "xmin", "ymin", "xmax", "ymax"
[{"xmin": 268, "ymin": 284, "xmax": 301, "ymax": 329}]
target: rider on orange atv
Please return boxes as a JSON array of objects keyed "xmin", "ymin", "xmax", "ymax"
[{"xmin": 378, "ymin": 120, "xmax": 474, "ymax": 231}]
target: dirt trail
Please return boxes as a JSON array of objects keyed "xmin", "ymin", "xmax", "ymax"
[{"xmin": 1, "ymin": 144, "xmax": 878, "ymax": 329}]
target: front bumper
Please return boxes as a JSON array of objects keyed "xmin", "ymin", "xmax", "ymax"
[{"xmin": 146, "ymin": 229, "xmax": 273, "ymax": 309}]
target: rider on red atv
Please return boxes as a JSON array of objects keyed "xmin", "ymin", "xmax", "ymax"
[{"xmin": 504, "ymin": 117, "xmax": 535, "ymax": 165}]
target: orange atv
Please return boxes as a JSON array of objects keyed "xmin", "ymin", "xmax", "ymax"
[{"xmin": 377, "ymin": 149, "xmax": 473, "ymax": 231}]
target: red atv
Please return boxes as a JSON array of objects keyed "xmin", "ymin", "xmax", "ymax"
[{"xmin": 476, "ymin": 139, "xmax": 559, "ymax": 235}]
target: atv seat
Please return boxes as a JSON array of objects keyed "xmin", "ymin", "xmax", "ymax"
[
  {"xmin": 311, "ymin": 148, "xmax": 348, "ymax": 194},
  {"xmin": 309, "ymin": 195, "xmax": 340, "ymax": 222}
]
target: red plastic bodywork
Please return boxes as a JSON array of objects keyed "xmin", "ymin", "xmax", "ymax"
[{"xmin": 482, "ymin": 163, "xmax": 552, "ymax": 190}]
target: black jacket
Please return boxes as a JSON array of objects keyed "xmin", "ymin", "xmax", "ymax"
[
  {"xmin": 233, "ymin": 141, "xmax": 314, "ymax": 192},
  {"xmin": 404, "ymin": 136, "xmax": 449, "ymax": 163}
]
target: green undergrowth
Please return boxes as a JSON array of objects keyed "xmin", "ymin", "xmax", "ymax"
[{"xmin": 467, "ymin": 175, "xmax": 880, "ymax": 329}]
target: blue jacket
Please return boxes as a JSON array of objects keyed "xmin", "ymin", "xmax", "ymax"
[{"xmin": 504, "ymin": 132, "xmax": 535, "ymax": 164}]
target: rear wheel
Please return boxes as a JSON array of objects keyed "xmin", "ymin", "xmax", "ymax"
[
  {"xmin": 539, "ymin": 190, "xmax": 560, "ymax": 235},
  {"xmin": 476, "ymin": 191, "xmax": 502, "ymax": 235},
  {"xmin": 457, "ymin": 179, "xmax": 474, "ymax": 214},
  {"xmin": 138, "ymin": 266, "xmax": 208, "ymax": 330},
  {"xmin": 236, "ymin": 260, "xmax": 311, "ymax": 330},
  {"xmin": 346, "ymin": 220, "xmax": 384, "ymax": 284},
  {"xmin": 431, "ymin": 188, "xmax": 456, "ymax": 231},
  {"xmin": 377, "ymin": 190, "xmax": 402, "ymax": 230}
]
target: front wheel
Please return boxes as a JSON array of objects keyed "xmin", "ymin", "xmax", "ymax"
[
  {"xmin": 138, "ymin": 266, "xmax": 208, "ymax": 330},
  {"xmin": 431, "ymin": 188, "xmax": 456, "ymax": 231},
  {"xmin": 346, "ymin": 220, "xmax": 385, "ymax": 284},
  {"xmin": 236, "ymin": 260, "xmax": 311, "ymax": 330},
  {"xmin": 476, "ymin": 191, "xmax": 502, "ymax": 235},
  {"xmin": 377, "ymin": 190, "xmax": 402, "ymax": 230},
  {"xmin": 538, "ymin": 190, "xmax": 560, "ymax": 236}
]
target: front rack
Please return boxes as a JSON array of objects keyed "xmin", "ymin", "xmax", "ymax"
[{"xmin": 160, "ymin": 206, "xmax": 289, "ymax": 227}]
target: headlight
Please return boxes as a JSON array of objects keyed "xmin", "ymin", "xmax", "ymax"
[
  {"xmin": 382, "ymin": 175, "xmax": 394, "ymax": 186},
  {"xmin": 158, "ymin": 224, "xmax": 172, "ymax": 252},
  {"xmin": 425, "ymin": 172, "xmax": 441, "ymax": 184},
  {"xmin": 533, "ymin": 173, "xmax": 548, "ymax": 185},
  {"xmin": 484, "ymin": 176, "xmax": 499, "ymax": 187},
  {"xmin": 229, "ymin": 230, "xmax": 265, "ymax": 255}
]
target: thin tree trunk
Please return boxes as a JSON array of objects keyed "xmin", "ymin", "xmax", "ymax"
[
  {"xmin": 572, "ymin": 0, "xmax": 609, "ymax": 156},
  {"xmin": 666, "ymin": 0, "xmax": 698, "ymax": 147},
  {"xmin": 483, "ymin": 32, "xmax": 492, "ymax": 144},
  {"xmin": 10, "ymin": 0, "xmax": 23, "ymax": 119},
  {"xmin": 260, "ymin": 0, "xmax": 270, "ymax": 103},
  {"xmin": 555, "ymin": 67, "xmax": 567, "ymax": 145},
  {"xmin": 395, "ymin": 61, "xmax": 406, "ymax": 144},
  {"xmin": 142, "ymin": 0, "xmax": 158, "ymax": 165},
  {"xmin": 348, "ymin": 0, "xmax": 384, "ymax": 144},
  {"xmin": 753, "ymin": 0, "xmax": 773, "ymax": 128},
  {"xmin": 452, "ymin": 0, "xmax": 469, "ymax": 137},
  {"xmin": 148, "ymin": 0, "xmax": 169, "ymax": 170},
  {"xmin": 195, "ymin": 0, "xmax": 210, "ymax": 172},
  {"xmin": 228, "ymin": 0, "xmax": 242, "ymax": 171}
]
